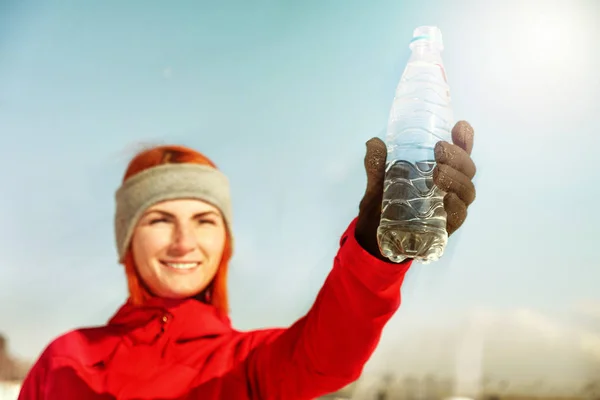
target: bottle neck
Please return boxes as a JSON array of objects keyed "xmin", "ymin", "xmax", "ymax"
[{"xmin": 409, "ymin": 42, "xmax": 443, "ymax": 62}]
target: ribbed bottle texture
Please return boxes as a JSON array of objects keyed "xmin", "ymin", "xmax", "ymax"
[{"xmin": 377, "ymin": 26, "xmax": 454, "ymax": 264}]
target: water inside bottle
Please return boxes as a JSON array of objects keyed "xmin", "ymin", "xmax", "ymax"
[{"xmin": 377, "ymin": 159, "xmax": 448, "ymax": 264}]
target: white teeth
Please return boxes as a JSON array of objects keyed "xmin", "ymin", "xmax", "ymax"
[{"xmin": 165, "ymin": 262, "xmax": 199, "ymax": 270}]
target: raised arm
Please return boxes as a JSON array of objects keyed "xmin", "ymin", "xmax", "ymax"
[
  {"xmin": 247, "ymin": 121, "xmax": 477, "ymax": 399},
  {"xmin": 246, "ymin": 218, "xmax": 411, "ymax": 399}
]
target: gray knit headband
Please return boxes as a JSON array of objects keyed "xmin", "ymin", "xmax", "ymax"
[{"xmin": 114, "ymin": 163, "xmax": 233, "ymax": 262}]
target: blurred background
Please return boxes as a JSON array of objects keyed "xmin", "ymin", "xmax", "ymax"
[{"xmin": 1, "ymin": 0, "xmax": 599, "ymax": 399}]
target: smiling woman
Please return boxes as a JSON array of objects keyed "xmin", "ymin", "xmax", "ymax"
[
  {"xmin": 119, "ymin": 146, "xmax": 233, "ymax": 315},
  {"xmin": 131, "ymin": 199, "xmax": 226, "ymax": 299},
  {"xmin": 16, "ymin": 122, "xmax": 477, "ymax": 400}
]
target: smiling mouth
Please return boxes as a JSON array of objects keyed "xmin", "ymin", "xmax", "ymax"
[{"xmin": 160, "ymin": 261, "xmax": 201, "ymax": 271}]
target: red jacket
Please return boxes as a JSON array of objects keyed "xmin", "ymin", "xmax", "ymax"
[{"xmin": 18, "ymin": 219, "xmax": 411, "ymax": 400}]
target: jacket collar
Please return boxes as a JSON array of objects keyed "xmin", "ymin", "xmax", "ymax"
[
  {"xmin": 56, "ymin": 298, "xmax": 235, "ymax": 396},
  {"xmin": 108, "ymin": 297, "xmax": 233, "ymax": 344}
]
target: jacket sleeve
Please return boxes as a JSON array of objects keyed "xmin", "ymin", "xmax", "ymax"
[
  {"xmin": 18, "ymin": 353, "xmax": 48, "ymax": 400},
  {"xmin": 246, "ymin": 217, "xmax": 412, "ymax": 400}
]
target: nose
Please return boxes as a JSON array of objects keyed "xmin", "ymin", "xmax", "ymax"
[{"xmin": 169, "ymin": 223, "xmax": 196, "ymax": 256}]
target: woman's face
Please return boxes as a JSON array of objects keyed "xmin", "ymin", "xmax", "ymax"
[{"xmin": 131, "ymin": 199, "xmax": 226, "ymax": 299}]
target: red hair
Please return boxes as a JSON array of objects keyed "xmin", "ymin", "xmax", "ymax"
[{"xmin": 121, "ymin": 145, "xmax": 232, "ymax": 315}]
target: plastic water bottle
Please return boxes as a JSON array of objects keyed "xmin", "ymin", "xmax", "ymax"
[{"xmin": 377, "ymin": 26, "xmax": 454, "ymax": 264}]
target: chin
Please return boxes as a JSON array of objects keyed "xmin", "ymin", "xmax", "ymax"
[{"xmin": 161, "ymin": 287, "xmax": 206, "ymax": 300}]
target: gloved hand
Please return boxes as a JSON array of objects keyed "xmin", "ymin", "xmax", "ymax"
[{"xmin": 355, "ymin": 121, "xmax": 476, "ymax": 261}]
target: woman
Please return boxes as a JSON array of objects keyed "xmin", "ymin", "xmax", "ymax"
[{"xmin": 18, "ymin": 121, "xmax": 477, "ymax": 400}]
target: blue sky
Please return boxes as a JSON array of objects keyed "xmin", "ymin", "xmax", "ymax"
[{"xmin": 1, "ymin": 0, "xmax": 599, "ymax": 379}]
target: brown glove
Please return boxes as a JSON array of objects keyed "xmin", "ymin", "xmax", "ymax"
[{"xmin": 355, "ymin": 120, "xmax": 476, "ymax": 261}]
